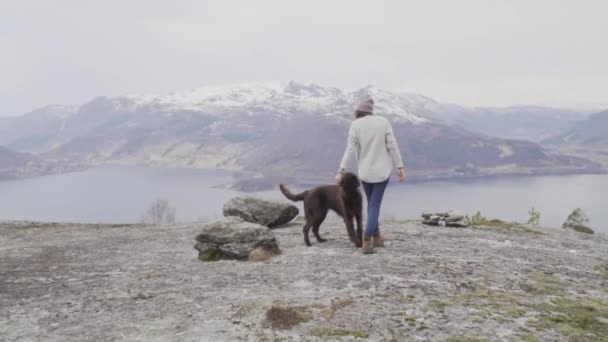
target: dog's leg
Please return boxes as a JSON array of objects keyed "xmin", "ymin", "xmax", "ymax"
[
  {"xmin": 342, "ymin": 214, "xmax": 359, "ymax": 247},
  {"xmin": 312, "ymin": 211, "xmax": 328, "ymax": 243},
  {"xmin": 355, "ymin": 212, "xmax": 363, "ymax": 247},
  {"xmin": 302, "ymin": 221, "xmax": 313, "ymax": 247}
]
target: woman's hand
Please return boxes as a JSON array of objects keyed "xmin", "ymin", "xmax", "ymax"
[
  {"xmin": 335, "ymin": 171, "xmax": 343, "ymax": 184},
  {"xmin": 397, "ymin": 168, "xmax": 406, "ymax": 182}
]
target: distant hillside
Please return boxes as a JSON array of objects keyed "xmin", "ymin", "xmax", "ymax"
[
  {"xmin": 426, "ymin": 105, "xmax": 587, "ymax": 142},
  {"xmin": 0, "ymin": 105, "xmax": 76, "ymax": 153},
  {"xmin": 548, "ymin": 110, "xmax": 608, "ymax": 145},
  {"xmin": 0, "ymin": 146, "xmax": 37, "ymax": 179},
  {"xmin": 0, "ymin": 146, "xmax": 34, "ymax": 171},
  {"xmin": 0, "ymin": 145, "xmax": 84, "ymax": 180}
]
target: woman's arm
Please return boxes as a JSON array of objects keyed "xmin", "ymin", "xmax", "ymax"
[
  {"xmin": 337, "ymin": 123, "xmax": 358, "ymax": 175},
  {"xmin": 385, "ymin": 121, "xmax": 404, "ymax": 169}
]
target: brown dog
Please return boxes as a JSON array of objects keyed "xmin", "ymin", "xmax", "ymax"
[{"xmin": 279, "ymin": 172, "xmax": 363, "ymax": 247}]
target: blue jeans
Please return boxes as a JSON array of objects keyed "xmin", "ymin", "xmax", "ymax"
[{"xmin": 361, "ymin": 178, "xmax": 389, "ymax": 238}]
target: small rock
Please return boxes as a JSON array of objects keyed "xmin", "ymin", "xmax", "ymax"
[
  {"xmin": 132, "ymin": 292, "xmax": 153, "ymax": 300},
  {"xmin": 422, "ymin": 211, "xmax": 469, "ymax": 227}
]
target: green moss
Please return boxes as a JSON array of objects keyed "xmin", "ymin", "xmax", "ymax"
[
  {"xmin": 426, "ymin": 299, "xmax": 450, "ymax": 313},
  {"xmin": 529, "ymin": 298, "xmax": 608, "ymax": 340},
  {"xmin": 595, "ymin": 264, "xmax": 608, "ymax": 279},
  {"xmin": 199, "ymin": 247, "xmax": 222, "ymax": 262},
  {"xmin": 309, "ymin": 327, "xmax": 368, "ymax": 338},
  {"xmin": 445, "ymin": 336, "xmax": 489, "ymax": 342}
]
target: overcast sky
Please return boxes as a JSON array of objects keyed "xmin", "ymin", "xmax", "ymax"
[{"xmin": 1, "ymin": 0, "xmax": 606, "ymax": 115}]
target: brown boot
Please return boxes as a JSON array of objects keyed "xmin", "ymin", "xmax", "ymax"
[
  {"xmin": 372, "ymin": 234, "xmax": 385, "ymax": 248},
  {"xmin": 362, "ymin": 237, "xmax": 375, "ymax": 254}
]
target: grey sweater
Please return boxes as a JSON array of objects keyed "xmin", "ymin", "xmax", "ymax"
[{"xmin": 338, "ymin": 115, "xmax": 404, "ymax": 183}]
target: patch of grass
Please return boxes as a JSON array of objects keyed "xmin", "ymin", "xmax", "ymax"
[
  {"xmin": 441, "ymin": 288, "xmax": 529, "ymax": 324},
  {"xmin": 470, "ymin": 217, "xmax": 545, "ymax": 235},
  {"xmin": 444, "ymin": 336, "xmax": 489, "ymax": 342},
  {"xmin": 309, "ymin": 326, "xmax": 368, "ymax": 338},
  {"xmin": 398, "ymin": 294, "xmax": 417, "ymax": 303},
  {"xmin": 469, "ymin": 289, "xmax": 528, "ymax": 319},
  {"xmin": 426, "ymin": 299, "xmax": 450, "ymax": 313},
  {"xmin": 520, "ymin": 272, "xmax": 566, "ymax": 296},
  {"xmin": 518, "ymin": 333, "xmax": 539, "ymax": 342},
  {"xmin": 529, "ymin": 298, "xmax": 608, "ymax": 340},
  {"xmin": 232, "ymin": 302, "xmax": 264, "ymax": 320},
  {"xmin": 265, "ymin": 306, "xmax": 311, "ymax": 330},
  {"xmin": 426, "ymin": 286, "xmax": 536, "ymax": 325},
  {"xmin": 595, "ymin": 264, "xmax": 608, "ymax": 279},
  {"xmin": 403, "ymin": 315, "xmax": 417, "ymax": 327},
  {"xmin": 514, "ymin": 225, "xmax": 546, "ymax": 235},
  {"xmin": 322, "ymin": 297, "xmax": 354, "ymax": 320},
  {"xmin": 572, "ymin": 224, "xmax": 595, "ymax": 234},
  {"xmin": 106, "ymin": 223, "xmax": 138, "ymax": 228},
  {"xmin": 11, "ymin": 222, "xmax": 63, "ymax": 229}
]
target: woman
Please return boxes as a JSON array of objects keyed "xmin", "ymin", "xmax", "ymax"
[{"xmin": 336, "ymin": 95, "xmax": 406, "ymax": 254}]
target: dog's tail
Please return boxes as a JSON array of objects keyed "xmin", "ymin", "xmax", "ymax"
[{"xmin": 279, "ymin": 184, "xmax": 308, "ymax": 202}]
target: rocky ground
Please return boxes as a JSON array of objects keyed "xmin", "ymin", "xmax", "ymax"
[{"xmin": 1, "ymin": 219, "xmax": 607, "ymax": 342}]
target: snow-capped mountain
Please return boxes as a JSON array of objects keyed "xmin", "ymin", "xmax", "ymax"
[
  {"xmin": 0, "ymin": 81, "xmax": 602, "ymax": 188},
  {"xmin": 122, "ymin": 81, "xmax": 431, "ymax": 124}
]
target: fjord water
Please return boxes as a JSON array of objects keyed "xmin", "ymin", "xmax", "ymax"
[{"xmin": 0, "ymin": 167, "xmax": 605, "ymax": 233}]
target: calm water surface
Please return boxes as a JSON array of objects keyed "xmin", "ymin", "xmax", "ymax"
[{"xmin": 0, "ymin": 167, "xmax": 605, "ymax": 233}]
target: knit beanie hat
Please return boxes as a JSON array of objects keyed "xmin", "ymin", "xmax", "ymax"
[{"xmin": 355, "ymin": 95, "xmax": 374, "ymax": 114}]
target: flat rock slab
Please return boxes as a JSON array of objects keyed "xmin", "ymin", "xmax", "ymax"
[
  {"xmin": 1, "ymin": 220, "xmax": 607, "ymax": 341},
  {"xmin": 194, "ymin": 217, "xmax": 279, "ymax": 260},
  {"xmin": 223, "ymin": 197, "xmax": 298, "ymax": 228}
]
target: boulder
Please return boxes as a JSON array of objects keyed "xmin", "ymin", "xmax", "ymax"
[
  {"xmin": 562, "ymin": 208, "xmax": 594, "ymax": 234},
  {"xmin": 194, "ymin": 217, "xmax": 281, "ymax": 261},
  {"xmin": 223, "ymin": 197, "xmax": 299, "ymax": 228}
]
